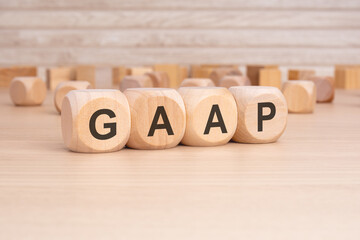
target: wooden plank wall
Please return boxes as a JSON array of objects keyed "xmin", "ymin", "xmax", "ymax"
[{"xmin": 0, "ymin": 0, "xmax": 360, "ymax": 67}]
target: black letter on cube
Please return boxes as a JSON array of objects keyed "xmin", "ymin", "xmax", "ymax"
[
  {"xmin": 258, "ymin": 102, "xmax": 276, "ymax": 132},
  {"xmin": 89, "ymin": 109, "xmax": 117, "ymax": 140},
  {"xmin": 148, "ymin": 106, "xmax": 174, "ymax": 137},
  {"xmin": 204, "ymin": 104, "xmax": 227, "ymax": 135}
]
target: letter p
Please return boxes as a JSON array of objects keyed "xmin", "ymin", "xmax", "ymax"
[{"xmin": 258, "ymin": 102, "xmax": 276, "ymax": 132}]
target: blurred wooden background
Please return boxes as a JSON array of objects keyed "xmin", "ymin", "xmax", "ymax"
[{"xmin": 1, "ymin": 0, "xmax": 360, "ymax": 67}]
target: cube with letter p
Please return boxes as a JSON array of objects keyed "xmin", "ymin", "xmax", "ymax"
[{"xmin": 229, "ymin": 86, "xmax": 287, "ymax": 143}]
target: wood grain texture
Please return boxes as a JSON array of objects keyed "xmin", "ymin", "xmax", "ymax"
[
  {"xmin": 1, "ymin": 0, "xmax": 360, "ymax": 10},
  {"xmin": 1, "ymin": 10, "xmax": 360, "ymax": 29},
  {"xmin": 0, "ymin": 89, "xmax": 360, "ymax": 239},
  {"xmin": 1, "ymin": 48, "xmax": 360, "ymax": 66},
  {"xmin": 1, "ymin": 1, "xmax": 360, "ymax": 69},
  {"xmin": 2, "ymin": 29, "xmax": 360, "ymax": 48}
]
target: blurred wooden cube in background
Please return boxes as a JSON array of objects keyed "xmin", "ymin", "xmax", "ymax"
[
  {"xmin": 54, "ymin": 81, "xmax": 92, "ymax": 113},
  {"xmin": 259, "ymin": 68, "xmax": 282, "ymax": 89},
  {"xmin": 309, "ymin": 76, "xmax": 335, "ymax": 103},
  {"xmin": 288, "ymin": 69, "xmax": 315, "ymax": 81},
  {"xmin": 120, "ymin": 75, "xmax": 153, "ymax": 92},
  {"xmin": 154, "ymin": 64, "xmax": 188, "ymax": 88},
  {"xmin": 76, "ymin": 65, "xmax": 96, "ymax": 87},
  {"xmin": 76, "ymin": 65, "xmax": 112, "ymax": 88},
  {"xmin": 246, "ymin": 65, "xmax": 278, "ymax": 86},
  {"xmin": 0, "ymin": 66, "xmax": 37, "ymax": 87},
  {"xmin": 180, "ymin": 78, "xmax": 215, "ymax": 87},
  {"xmin": 10, "ymin": 77, "xmax": 46, "ymax": 106},
  {"xmin": 335, "ymin": 65, "xmax": 360, "ymax": 89},
  {"xmin": 128, "ymin": 66, "xmax": 153, "ymax": 76},
  {"xmin": 46, "ymin": 66, "xmax": 76, "ymax": 90},
  {"xmin": 191, "ymin": 64, "xmax": 238, "ymax": 79},
  {"xmin": 219, "ymin": 76, "xmax": 251, "ymax": 88},
  {"xmin": 209, "ymin": 67, "xmax": 242, "ymax": 86},
  {"xmin": 112, "ymin": 66, "xmax": 130, "ymax": 87},
  {"xmin": 146, "ymin": 72, "xmax": 170, "ymax": 88},
  {"xmin": 282, "ymin": 80, "xmax": 316, "ymax": 113}
]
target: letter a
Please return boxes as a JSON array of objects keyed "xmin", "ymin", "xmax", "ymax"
[
  {"xmin": 204, "ymin": 104, "xmax": 227, "ymax": 135},
  {"xmin": 148, "ymin": 106, "xmax": 174, "ymax": 137}
]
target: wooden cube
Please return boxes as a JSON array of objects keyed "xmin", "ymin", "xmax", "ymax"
[
  {"xmin": 246, "ymin": 65, "xmax": 278, "ymax": 86},
  {"xmin": 356, "ymin": 66, "xmax": 360, "ymax": 89},
  {"xmin": 179, "ymin": 66, "xmax": 189, "ymax": 83},
  {"xmin": 219, "ymin": 76, "xmax": 251, "ymax": 88},
  {"xmin": 120, "ymin": 75, "xmax": 153, "ymax": 91},
  {"xmin": 355, "ymin": 66, "xmax": 360, "ymax": 89},
  {"xmin": 191, "ymin": 64, "xmax": 238, "ymax": 79},
  {"xmin": 288, "ymin": 69, "xmax": 315, "ymax": 80},
  {"xmin": 46, "ymin": 66, "xmax": 76, "ymax": 90},
  {"xmin": 61, "ymin": 89, "xmax": 130, "ymax": 153},
  {"xmin": 153, "ymin": 64, "xmax": 187, "ymax": 88},
  {"xmin": 0, "ymin": 66, "xmax": 37, "ymax": 87},
  {"xmin": 335, "ymin": 66, "xmax": 360, "ymax": 89},
  {"xmin": 112, "ymin": 66, "xmax": 130, "ymax": 87},
  {"xmin": 209, "ymin": 67, "xmax": 242, "ymax": 86},
  {"xmin": 191, "ymin": 65, "xmax": 206, "ymax": 78},
  {"xmin": 54, "ymin": 81, "xmax": 92, "ymax": 113},
  {"xmin": 180, "ymin": 78, "xmax": 215, "ymax": 87},
  {"xmin": 178, "ymin": 87, "xmax": 237, "ymax": 146},
  {"xmin": 76, "ymin": 66, "xmax": 112, "ymax": 88},
  {"xmin": 9, "ymin": 77, "xmax": 46, "ymax": 106},
  {"xmin": 190, "ymin": 65, "xmax": 213, "ymax": 78},
  {"xmin": 128, "ymin": 66, "xmax": 153, "ymax": 76},
  {"xmin": 76, "ymin": 65, "xmax": 96, "ymax": 87},
  {"xmin": 309, "ymin": 76, "xmax": 335, "ymax": 103},
  {"xmin": 229, "ymin": 86, "xmax": 287, "ymax": 143},
  {"xmin": 282, "ymin": 81, "xmax": 316, "ymax": 113},
  {"xmin": 259, "ymin": 68, "xmax": 282, "ymax": 89},
  {"xmin": 146, "ymin": 71, "xmax": 170, "ymax": 87},
  {"xmin": 124, "ymin": 88, "xmax": 185, "ymax": 149}
]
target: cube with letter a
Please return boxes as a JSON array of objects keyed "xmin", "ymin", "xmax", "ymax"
[
  {"xmin": 61, "ymin": 89, "xmax": 131, "ymax": 153},
  {"xmin": 124, "ymin": 88, "xmax": 186, "ymax": 150},
  {"xmin": 178, "ymin": 87, "xmax": 237, "ymax": 146},
  {"xmin": 229, "ymin": 86, "xmax": 287, "ymax": 143}
]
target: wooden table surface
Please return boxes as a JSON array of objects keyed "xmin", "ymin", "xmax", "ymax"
[{"xmin": 0, "ymin": 88, "xmax": 360, "ymax": 239}]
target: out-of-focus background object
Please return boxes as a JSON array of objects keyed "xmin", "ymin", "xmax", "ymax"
[{"xmin": 0, "ymin": 0, "xmax": 359, "ymax": 70}]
